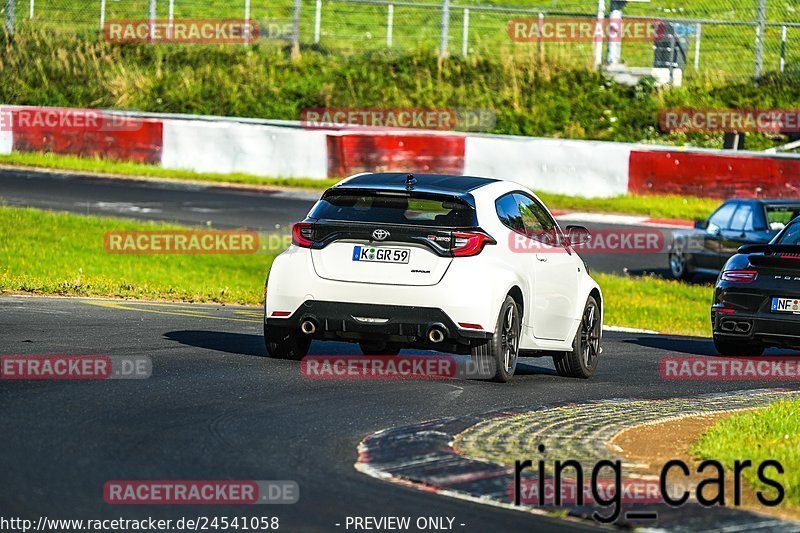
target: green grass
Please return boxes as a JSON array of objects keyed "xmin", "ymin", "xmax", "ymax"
[
  {"xmin": 0, "ymin": 151, "xmax": 719, "ymax": 220},
  {"xmin": 536, "ymin": 191, "xmax": 718, "ymax": 221},
  {"xmin": 0, "ymin": 205, "xmax": 714, "ymax": 336},
  {"xmin": 693, "ymin": 399, "xmax": 800, "ymax": 507},
  {"xmin": 596, "ymin": 273, "xmax": 712, "ymax": 337},
  {"xmin": 0, "ymin": 206, "xmax": 274, "ymax": 304},
  {"xmin": 0, "ymin": 152, "xmax": 339, "ymax": 190}
]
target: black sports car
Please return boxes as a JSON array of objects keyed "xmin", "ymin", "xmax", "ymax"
[
  {"xmin": 712, "ymin": 216, "xmax": 800, "ymax": 355},
  {"xmin": 669, "ymin": 199, "xmax": 800, "ymax": 280}
]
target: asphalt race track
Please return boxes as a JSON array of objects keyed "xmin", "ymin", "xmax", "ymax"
[
  {"xmin": 2, "ymin": 296, "xmax": 799, "ymax": 532},
  {"xmin": 3, "ymin": 167, "xmax": 779, "ymax": 531},
  {"xmin": 0, "ymin": 167, "xmax": 681, "ymax": 278}
]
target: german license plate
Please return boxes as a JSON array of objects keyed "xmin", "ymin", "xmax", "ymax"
[
  {"xmin": 771, "ymin": 297, "xmax": 800, "ymax": 314},
  {"xmin": 352, "ymin": 245, "xmax": 409, "ymax": 264}
]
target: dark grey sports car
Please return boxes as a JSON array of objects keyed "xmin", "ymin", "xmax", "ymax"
[
  {"xmin": 712, "ymin": 216, "xmax": 800, "ymax": 355},
  {"xmin": 669, "ymin": 198, "xmax": 800, "ymax": 280}
]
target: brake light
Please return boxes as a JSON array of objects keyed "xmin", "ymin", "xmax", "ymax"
[
  {"xmin": 453, "ymin": 231, "xmax": 495, "ymax": 257},
  {"xmin": 721, "ymin": 270, "xmax": 758, "ymax": 283},
  {"xmin": 780, "ymin": 253, "xmax": 800, "ymax": 261},
  {"xmin": 292, "ymin": 222, "xmax": 314, "ymax": 248}
]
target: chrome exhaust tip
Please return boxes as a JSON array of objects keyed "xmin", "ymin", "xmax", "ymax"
[
  {"xmin": 300, "ymin": 319, "xmax": 317, "ymax": 335},
  {"xmin": 427, "ymin": 325, "xmax": 446, "ymax": 344}
]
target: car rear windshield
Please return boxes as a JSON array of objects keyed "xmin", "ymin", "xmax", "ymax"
[
  {"xmin": 310, "ymin": 192, "xmax": 477, "ymax": 227},
  {"xmin": 766, "ymin": 204, "xmax": 800, "ymax": 231}
]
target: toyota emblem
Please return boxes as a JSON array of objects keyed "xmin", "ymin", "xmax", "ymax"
[{"xmin": 372, "ymin": 229, "xmax": 390, "ymax": 241}]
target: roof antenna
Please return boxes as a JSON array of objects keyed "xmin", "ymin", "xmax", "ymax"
[{"xmin": 405, "ymin": 173, "xmax": 416, "ymax": 190}]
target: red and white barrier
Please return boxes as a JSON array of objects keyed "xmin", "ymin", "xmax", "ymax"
[
  {"xmin": 327, "ymin": 132, "xmax": 465, "ymax": 177},
  {"xmin": 3, "ymin": 105, "xmax": 800, "ymax": 199},
  {"xmin": 0, "ymin": 106, "xmax": 11, "ymax": 155},
  {"xmin": 161, "ymin": 120, "xmax": 329, "ymax": 178},
  {"xmin": 628, "ymin": 149, "xmax": 800, "ymax": 198},
  {"xmin": 464, "ymin": 136, "xmax": 631, "ymax": 198}
]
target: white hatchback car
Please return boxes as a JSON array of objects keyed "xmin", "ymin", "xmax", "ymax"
[{"xmin": 264, "ymin": 173, "xmax": 602, "ymax": 382}]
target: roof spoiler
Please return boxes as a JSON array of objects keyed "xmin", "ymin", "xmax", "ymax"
[{"xmin": 738, "ymin": 243, "xmax": 800, "ymax": 254}]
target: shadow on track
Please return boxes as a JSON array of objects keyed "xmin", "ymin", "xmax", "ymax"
[
  {"xmin": 514, "ymin": 361, "xmax": 558, "ymax": 377},
  {"xmin": 164, "ymin": 330, "xmax": 265, "ymax": 357},
  {"xmin": 622, "ymin": 335, "xmax": 800, "ymax": 357},
  {"xmin": 621, "ymin": 335, "xmax": 717, "ymax": 355},
  {"xmin": 161, "ymin": 330, "xmax": 560, "ymax": 378}
]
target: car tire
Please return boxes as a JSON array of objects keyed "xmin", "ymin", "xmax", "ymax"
[
  {"xmin": 553, "ymin": 296, "xmax": 601, "ymax": 379},
  {"xmin": 358, "ymin": 341, "xmax": 401, "ymax": 356},
  {"xmin": 264, "ymin": 322, "xmax": 310, "ymax": 360},
  {"xmin": 669, "ymin": 247, "xmax": 692, "ymax": 280},
  {"xmin": 713, "ymin": 336, "xmax": 764, "ymax": 357},
  {"xmin": 471, "ymin": 295, "xmax": 520, "ymax": 383}
]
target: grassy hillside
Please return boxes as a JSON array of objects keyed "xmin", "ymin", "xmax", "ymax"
[
  {"xmin": 11, "ymin": 0, "xmax": 799, "ymax": 77},
  {"xmin": 1, "ymin": 32, "xmax": 799, "ymax": 149}
]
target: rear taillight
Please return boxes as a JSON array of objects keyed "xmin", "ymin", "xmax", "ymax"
[
  {"xmin": 453, "ymin": 231, "xmax": 495, "ymax": 257},
  {"xmin": 721, "ymin": 270, "xmax": 758, "ymax": 283},
  {"xmin": 779, "ymin": 253, "xmax": 800, "ymax": 261},
  {"xmin": 292, "ymin": 222, "xmax": 314, "ymax": 248}
]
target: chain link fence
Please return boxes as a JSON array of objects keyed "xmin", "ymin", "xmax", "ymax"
[{"xmin": 3, "ymin": 0, "xmax": 799, "ymax": 79}]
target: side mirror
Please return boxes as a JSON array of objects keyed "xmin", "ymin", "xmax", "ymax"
[
  {"xmin": 694, "ymin": 219, "xmax": 708, "ymax": 230},
  {"xmin": 565, "ymin": 225, "xmax": 591, "ymax": 248},
  {"xmin": 706, "ymin": 223, "xmax": 721, "ymax": 236}
]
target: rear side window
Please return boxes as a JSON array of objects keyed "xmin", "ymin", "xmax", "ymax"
[
  {"xmin": 729, "ymin": 205, "xmax": 753, "ymax": 232},
  {"xmin": 496, "ymin": 192, "xmax": 557, "ymax": 242},
  {"xmin": 513, "ymin": 194, "xmax": 556, "ymax": 234},
  {"xmin": 766, "ymin": 205, "xmax": 800, "ymax": 231},
  {"xmin": 495, "ymin": 194, "xmax": 525, "ymax": 233},
  {"xmin": 310, "ymin": 193, "xmax": 476, "ymax": 227},
  {"xmin": 708, "ymin": 202, "xmax": 737, "ymax": 230}
]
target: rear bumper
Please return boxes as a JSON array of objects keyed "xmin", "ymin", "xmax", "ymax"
[
  {"xmin": 713, "ymin": 284, "xmax": 800, "ymax": 347},
  {"xmin": 712, "ymin": 308, "xmax": 800, "ymax": 348},
  {"xmin": 265, "ymin": 246, "xmax": 515, "ymax": 336},
  {"xmin": 267, "ymin": 300, "xmax": 491, "ymax": 350}
]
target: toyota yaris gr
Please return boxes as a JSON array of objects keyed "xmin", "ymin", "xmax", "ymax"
[{"xmin": 264, "ymin": 173, "xmax": 603, "ymax": 382}]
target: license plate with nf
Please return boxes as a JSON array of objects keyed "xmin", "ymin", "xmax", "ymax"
[
  {"xmin": 771, "ymin": 297, "xmax": 800, "ymax": 314},
  {"xmin": 352, "ymin": 245, "xmax": 410, "ymax": 264}
]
